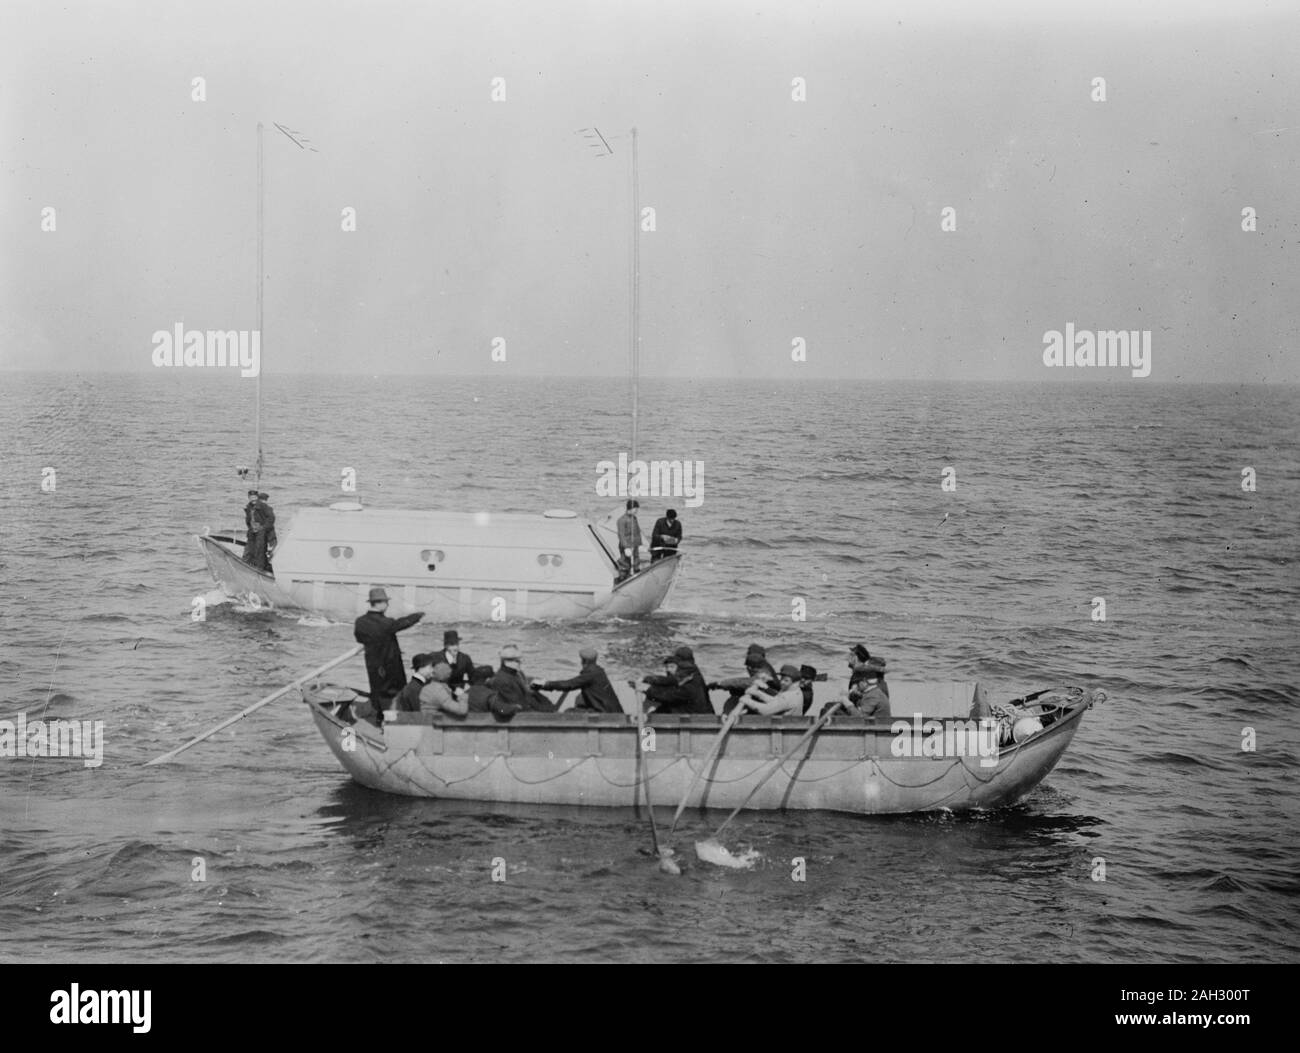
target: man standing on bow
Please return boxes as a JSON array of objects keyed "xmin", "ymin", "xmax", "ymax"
[
  {"xmin": 617, "ymin": 499, "xmax": 643, "ymax": 575},
  {"xmin": 650, "ymin": 508, "xmax": 682, "ymax": 562},
  {"xmin": 257, "ymin": 491, "xmax": 277, "ymax": 570},
  {"xmin": 353, "ymin": 587, "xmax": 425, "ymax": 720},
  {"xmin": 242, "ymin": 488, "xmax": 267, "ymax": 571}
]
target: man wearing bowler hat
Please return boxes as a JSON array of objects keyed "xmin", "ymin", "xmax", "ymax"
[
  {"xmin": 433, "ymin": 629, "xmax": 474, "ymax": 695},
  {"xmin": 353, "ymin": 587, "xmax": 425, "ymax": 720}
]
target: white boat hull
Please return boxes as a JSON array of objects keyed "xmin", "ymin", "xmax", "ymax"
[
  {"xmin": 302, "ymin": 685, "xmax": 1099, "ymax": 815},
  {"xmin": 198, "ymin": 534, "xmax": 679, "ymax": 620}
]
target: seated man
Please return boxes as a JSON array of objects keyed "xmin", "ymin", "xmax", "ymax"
[
  {"xmin": 712, "ymin": 643, "xmax": 779, "ymax": 714},
  {"xmin": 847, "ymin": 656, "xmax": 890, "ymax": 720},
  {"xmin": 420, "ymin": 662, "xmax": 468, "ymax": 718},
  {"xmin": 798, "ymin": 664, "xmax": 820, "ymax": 715},
  {"xmin": 642, "ymin": 649, "xmax": 712, "ymax": 715},
  {"xmin": 466, "ymin": 664, "xmax": 497, "ymax": 713},
  {"xmin": 533, "ymin": 646, "xmax": 622, "ymax": 714},
  {"xmin": 489, "ymin": 645, "xmax": 556, "ymax": 718},
  {"xmin": 738, "ymin": 664, "xmax": 806, "ymax": 717},
  {"xmin": 392, "ymin": 653, "xmax": 435, "ymax": 713}
]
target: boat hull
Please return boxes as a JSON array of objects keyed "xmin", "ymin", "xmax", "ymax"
[
  {"xmin": 303, "ymin": 687, "xmax": 1097, "ymax": 815},
  {"xmin": 197, "ymin": 533, "xmax": 679, "ymax": 621}
]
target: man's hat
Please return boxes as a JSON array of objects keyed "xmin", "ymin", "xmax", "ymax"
[
  {"xmin": 412, "ymin": 653, "xmax": 433, "ymax": 671},
  {"xmin": 258, "ymin": 492, "xmax": 269, "ymax": 500},
  {"xmin": 368, "ymin": 587, "xmax": 390, "ymax": 604},
  {"xmin": 247, "ymin": 489, "xmax": 259, "ymax": 497},
  {"xmin": 745, "ymin": 643, "xmax": 767, "ymax": 660},
  {"xmin": 851, "ymin": 643, "xmax": 871, "ymax": 663},
  {"xmin": 443, "ymin": 629, "xmax": 460, "ymax": 646},
  {"xmin": 673, "ymin": 645, "xmax": 694, "ymax": 662},
  {"xmin": 779, "ymin": 664, "xmax": 802, "ymax": 680},
  {"xmin": 579, "ymin": 646, "xmax": 597, "ymax": 661},
  {"xmin": 799, "ymin": 664, "xmax": 818, "ymax": 681},
  {"xmin": 864, "ymin": 656, "xmax": 887, "ymax": 675},
  {"xmin": 430, "ymin": 662, "xmax": 452, "ymax": 682},
  {"xmin": 500, "ymin": 644, "xmax": 521, "ymax": 660}
]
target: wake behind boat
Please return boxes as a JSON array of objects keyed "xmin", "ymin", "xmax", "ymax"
[
  {"xmin": 198, "ymin": 503, "xmax": 679, "ymax": 620},
  {"xmin": 300, "ymin": 678, "xmax": 1104, "ymax": 815}
]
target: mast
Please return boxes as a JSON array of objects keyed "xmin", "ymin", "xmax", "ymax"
[
  {"xmin": 255, "ymin": 121, "xmax": 265, "ymax": 488},
  {"xmin": 629, "ymin": 126, "xmax": 640, "ymax": 464}
]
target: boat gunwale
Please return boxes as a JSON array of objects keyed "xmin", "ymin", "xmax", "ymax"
[{"xmin": 302, "ymin": 684, "xmax": 1092, "ymax": 742}]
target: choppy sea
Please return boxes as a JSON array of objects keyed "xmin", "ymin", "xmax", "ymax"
[{"xmin": 0, "ymin": 372, "xmax": 1296, "ymax": 963}]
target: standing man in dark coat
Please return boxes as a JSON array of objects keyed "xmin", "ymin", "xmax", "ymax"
[
  {"xmin": 353, "ymin": 587, "xmax": 425, "ymax": 718},
  {"xmin": 532, "ymin": 646, "xmax": 623, "ymax": 713},
  {"xmin": 257, "ymin": 492, "xmax": 277, "ymax": 569},
  {"xmin": 650, "ymin": 509, "xmax": 682, "ymax": 562},
  {"xmin": 432, "ymin": 629, "xmax": 474, "ymax": 695},
  {"xmin": 242, "ymin": 489, "xmax": 268, "ymax": 571}
]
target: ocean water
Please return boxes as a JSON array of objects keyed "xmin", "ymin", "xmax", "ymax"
[{"xmin": 0, "ymin": 371, "xmax": 1296, "ymax": 963}]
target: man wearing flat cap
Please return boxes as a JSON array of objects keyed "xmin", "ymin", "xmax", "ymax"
[
  {"xmin": 420, "ymin": 661, "xmax": 468, "ymax": 718},
  {"xmin": 353, "ymin": 587, "xmax": 425, "ymax": 720},
  {"xmin": 489, "ymin": 644, "xmax": 556, "ymax": 718},
  {"xmin": 533, "ymin": 646, "xmax": 622, "ymax": 714}
]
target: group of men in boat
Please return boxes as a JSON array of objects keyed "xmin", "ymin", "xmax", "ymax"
[
  {"xmin": 240, "ymin": 489, "xmax": 277, "ymax": 572},
  {"xmin": 615, "ymin": 500, "xmax": 682, "ymax": 581},
  {"xmin": 351, "ymin": 586, "xmax": 889, "ymax": 724}
]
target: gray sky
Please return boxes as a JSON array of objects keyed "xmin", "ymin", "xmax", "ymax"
[{"xmin": 2, "ymin": 0, "xmax": 1297, "ymax": 380}]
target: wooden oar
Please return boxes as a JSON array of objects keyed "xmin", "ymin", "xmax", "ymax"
[
  {"xmin": 633, "ymin": 685, "xmax": 679, "ymax": 875},
  {"xmin": 144, "ymin": 645, "xmax": 363, "ymax": 766},
  {"xmin": 668, "ymin": 703, "xmax": 743, "ymax": 837},
  {"xmin": 704, "ymin": 701, "xmax": 846, "ymax": 844}
]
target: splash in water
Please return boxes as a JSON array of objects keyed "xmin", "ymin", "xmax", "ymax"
[{"xmin": 694, "ymin": 838, "xmax": 761, "ymax": 869}]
